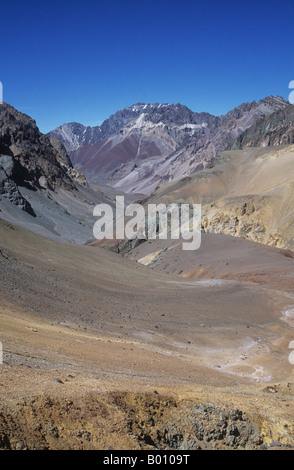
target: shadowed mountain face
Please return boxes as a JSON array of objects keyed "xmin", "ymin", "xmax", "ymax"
[
  {"xmin": 48, "ymin": 96, "xmax": 288, "ymax": 194},
  {"xmin": 0, "ymin": 102, "xmax": 76, "ymax": 217},
  {"xmin": 231, "ymin": 103, "xmax": 294, "ymax": 149},
  {"xmin": 0, "ymin": 103, "xmax": 74, "ymax": 192},
  {"xmin": 0, "ymin": 103, "xmax": 116, "ymax": 243}
]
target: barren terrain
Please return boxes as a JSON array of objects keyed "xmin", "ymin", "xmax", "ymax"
[
  {"xmin": 148, "ymin": 146, "xmax": 294, "ymax": 251},
  {"xmin": 0, "ymin": 218, "xmax": 294, "ymax": 449}
]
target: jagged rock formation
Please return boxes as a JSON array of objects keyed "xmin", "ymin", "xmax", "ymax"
[
  {"xmin": 48, "ymin": 135, "xmax": 73, "ymax": 169},
  {"xmin": 48, "ymin": 102, "xmax": 217, "ymax": 152},
  {"xmin": 0, "ymin": 102, "xmax": 77, "ymax": 218},
  {"xmin": 49, "ymin": 136, "xmax": 88, "ymax": 186},
  {"xmin": 0, "ymin": 103, "xmax": 74, "ymax": 193},
  {"xmin": 0, "ymin": 154, "xmax": 35, "ymax": 215},
  {"xmin": 0, "ymin": 103, "xmax": 114, "ymax": 243},
  {"xmin": 231, "ymin": 103, "xmax": 294, "ymax": 149}
]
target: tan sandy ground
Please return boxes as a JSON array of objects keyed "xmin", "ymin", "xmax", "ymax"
[
  {"xmin": 0, "ymin": 218, "xmax": 294, "ymax": 449},
  {"xmin": 146, "ymin": 146, "xmax": 294, "ymax": 251}
]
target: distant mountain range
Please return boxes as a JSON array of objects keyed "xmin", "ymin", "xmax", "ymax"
[
  {"xmin": 2, "ymin": 95, "xmax": 294, "ymax": 247},
  {"xmin": 48, "ymin": 96, "xmax": 289, "ymax": 194}
]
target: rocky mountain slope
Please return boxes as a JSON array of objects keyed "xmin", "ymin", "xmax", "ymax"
[
  {"xmin": 97, "ymin": 144, "xmax": 294, "ymax": 297},
  {"xmin": 0, "ymin": 103, "xmax": 74, "ymax": 191},
  {"xmin": 123, "ymin": 145, "xmax": 294, "ymax": 255},
  {"xmin": 93, "ymin": 101, "xmax": 294, "ymax": 281},
  {"xmin": 48, "ymin": 102, "xmax": 217, "ymax": 152},
  {"xmin": 49, "ymin": 96, "xmax": 288, "ymax": 195},
  {"xmin": 49, "ymin": 135, "xmax": 88, "ymax": 187},
  {"xmin": 231, "ymin": 103, "xmax": 294, "ymax": 149},
  {"xmin": 0, "ymin": 103, "xmax": 114, "ymax": 243}
]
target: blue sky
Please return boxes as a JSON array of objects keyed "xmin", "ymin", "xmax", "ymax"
[{"xmin": 1, "ymin": 0, "xmax": 294, "ymax": 133}]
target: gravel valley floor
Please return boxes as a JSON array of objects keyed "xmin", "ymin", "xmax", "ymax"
[{"xmin": 0, "ymin": 218, "xmax": 294, "ymax": 450}]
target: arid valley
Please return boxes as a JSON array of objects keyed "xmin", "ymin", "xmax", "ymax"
[{"xmin": 1, "ymin": 88, "xmax": 294, "ymax": 451}]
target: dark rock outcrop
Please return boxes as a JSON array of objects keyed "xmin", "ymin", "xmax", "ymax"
[
  {"xmin": 0, "ymin": 103, "xmax": 74, "ymax": 192},
  {"xmin": 0, "ymin": 155, "xmax": 35, "ymax": 215},
  {"xmin": 0, "ymin": 103, "xmax": 75, "ymax": 213},
  {"xmin": 231, "ymin": 103, "xmax": 294, "ymax": 149}
]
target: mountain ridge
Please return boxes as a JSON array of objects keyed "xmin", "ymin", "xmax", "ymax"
[
  {"xmin": 231, "ymin": 102, "xmax": 294, "ymax": 150},
  {"xmin": 48, "ymin": 95, "xmax": 287, "ymax": 150},
  {"xmin": 47, "ymin": 102, "xmax": 217, "ymax": 152},
  {"xmin": 48, "ymin": 95, "xmax": 288, "ymax": 194},
  {"xmin": 0, "ymin": 102, "xmax": 116, "ymax": 243}
]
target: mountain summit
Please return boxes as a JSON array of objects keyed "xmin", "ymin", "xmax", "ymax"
[
  {"xmin": 48, "ymin": 102, "xmax": 217, "ymax": 152},
  {"xmin": 49, "ymin": 96, "xmax": 288, "ymax": 194}
]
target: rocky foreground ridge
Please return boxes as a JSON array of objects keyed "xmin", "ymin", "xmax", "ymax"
[{"xmin": 0, "ymin": 103, "xmax": 114, "ymax": 243}]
